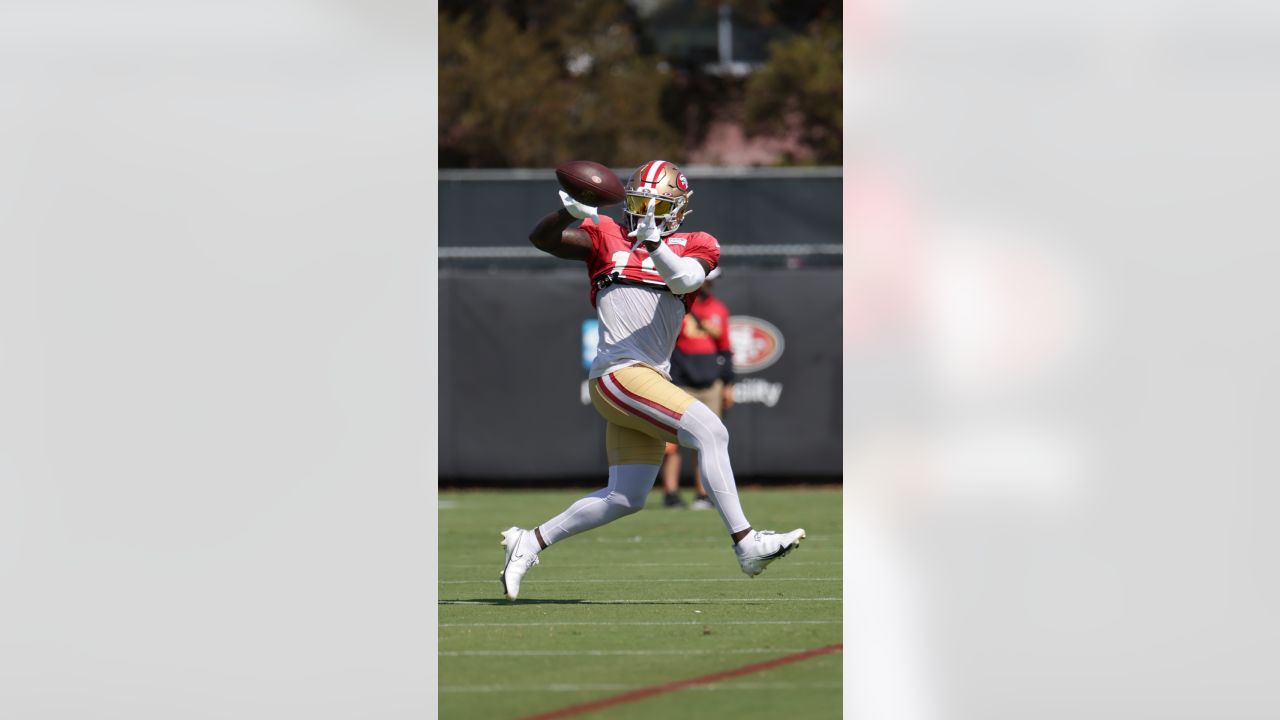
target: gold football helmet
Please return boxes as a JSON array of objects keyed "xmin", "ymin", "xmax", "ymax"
[{"xmin": 624, "ymin": 160, "xmax": 693, "ymax": 236}]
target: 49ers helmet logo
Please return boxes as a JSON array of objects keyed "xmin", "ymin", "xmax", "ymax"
[
  {"xmin": 676, "ymin": 173, "xmax": 689, "ymax": 191},
  {"xmin": 729, "ymin": 316, "xmax": 785, "ymax": 373}
]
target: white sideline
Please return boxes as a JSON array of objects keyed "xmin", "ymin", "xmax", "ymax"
[{"xmin": 440, "ymin": 619, "xmax": 841, "ymax": 627}]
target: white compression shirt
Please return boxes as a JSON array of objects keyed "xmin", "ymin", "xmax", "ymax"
[{"xmin": 587, "ymin": 284, "xmax": 685, "ymax": 380}]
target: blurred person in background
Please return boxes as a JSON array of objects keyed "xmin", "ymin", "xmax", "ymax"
[
  {"xmin": 660, "ymin": 266, "xmax": 735, "ymax": 509},
  {"xmin": 498, "ymin": 160, "xmax": 805, "ymax": 601}
]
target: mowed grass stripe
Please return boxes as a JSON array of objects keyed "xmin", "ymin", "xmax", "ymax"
[
  {"xmin": 440, "ymin": 619, "xmax": 841, "ymax": 627},
  {"xmin": 440, "ymin": 591, "xmax": 839, "ymax": 602},
  {"xmin": 568, "ymin": 535, "xmax": 839, "ymax": 543},
  {"xmin": 442, "ymin": 560, "xmax": 840, "ymax": 568},
  {"xmin": 439, "ymin": 576, "xmax": 840, "ymax": 584},
  {"xmin": 442, "ymin": 681, "xmax": 843, "ymax": 693},
  {"xmin": 441, "ymin": 647, "xmax": 812, "ymax": 657},
  {"xmin": 455, "ymin": 532, "xmax": 839, "ymax": 545}
]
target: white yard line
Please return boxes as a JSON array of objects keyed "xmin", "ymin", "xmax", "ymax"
[
  {"xmin": 440, "ymin": 619, "xmax": 842, "ymax": 628},
  {"xmin": 440, "ymin": 577, "xmax": 841, "ymax": 584},
  {"xmin": 439, "ymin": 596, "xmax": 841, "ymax": 605}
]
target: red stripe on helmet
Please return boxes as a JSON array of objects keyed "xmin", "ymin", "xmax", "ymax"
[{"xmin": 641, "ymin": 161, "xmax": 667, "ymax": 186}]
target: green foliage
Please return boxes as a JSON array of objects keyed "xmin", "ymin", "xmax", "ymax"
[
  {"xmin": 742, "ymin": 19, "xmax": 842, "ymax": 164},
  {"xmin": 439, "ymin": 3, "xmax": 681, "ymax": 168},
  {"xmin": 439, "ymin": 1, "xmax": 842, "ymax": 168}
]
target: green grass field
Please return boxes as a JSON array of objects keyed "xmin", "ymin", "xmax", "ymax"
[{"xmin": 439, "ymin": 486, "xmax": 843, "ymax": 719}]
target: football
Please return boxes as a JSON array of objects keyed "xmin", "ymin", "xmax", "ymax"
[{"xmin": 555, "ymin": 160, "xmax": 625, "ymax": 207}]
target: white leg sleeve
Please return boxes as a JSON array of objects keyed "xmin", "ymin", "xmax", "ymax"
[
  {"xmin": 537, "ymin": 464, "xmax": 658, "ymax": 546},
  {"xmin": 676, "ymin": 401, "xmax": 751, "ymax": 533}
]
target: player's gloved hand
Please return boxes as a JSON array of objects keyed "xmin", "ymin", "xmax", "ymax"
[
  {"xmin": 627, "ymin": 202, "xmax": 662, "ymax": 251},
  {"xmin": 559, "ymin": 190, "xmax": 598, "ymax": 222}
]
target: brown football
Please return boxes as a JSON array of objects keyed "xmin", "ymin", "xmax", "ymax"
[{"xmin": 555, "ymin": 160, "xmax": 626, "ymax": 207}]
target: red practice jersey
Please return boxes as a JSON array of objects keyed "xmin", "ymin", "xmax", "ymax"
[
  {"xmin": 676, "ymin": 292, "xmax": 732, "ymax": 356},
  {"xmin": 580, "ymin": 216, "xmax": 720, "ymax": 308}
]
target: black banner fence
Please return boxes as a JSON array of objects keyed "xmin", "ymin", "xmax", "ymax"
[
  {"xmin": 439, "ymin": 267, "xmax": 841, "ymax": 482},
  {"xmin": 438, "ymin": 167, "xmax": 842, "ymax": 252}
]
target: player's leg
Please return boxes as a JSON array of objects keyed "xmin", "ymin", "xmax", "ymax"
[
  {"xmin": 593, "ymin": 367, "xmax": 747, "ymax": 533},
  {"xmin": 538, "ymin": 424, "xmax": 664, "ymax": 545},
  {"xmin": 676, "ymin": 401, "xmax": 805, "ymax": 576},
  {"xmin": 592, "ymin": 365, "xmax": 804, "ymax": 576},
  {"xmin": 692, "ymin": 471, "xmax": 710, "ymax": 508},
  {"xmin": 672, "ymin": 400, "xmax": 751, "ymax": 536},
  {"xmin": 500, "ymin": 423, "xmax": 664, "ymax": 600},
  {"xmin": 689, "ymin": 380, "xmax": 722, "ymax": 510},
  {"xmin": 660, "ymin": 442, "xmax": 685, "ymax": 507}
]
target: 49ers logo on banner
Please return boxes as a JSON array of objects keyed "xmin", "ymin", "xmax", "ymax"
[{"xmin": 729, "ymin": 316, "xmax": 785, "ymax": 373}]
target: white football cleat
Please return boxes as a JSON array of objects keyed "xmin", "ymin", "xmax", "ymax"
[
  {"xmin": 499, "ymin": 527, "xmax": 540, "ymax": 600},
  {"xmin": 734, "ymin": 528, "xmax": 806, "ymax": 577}
]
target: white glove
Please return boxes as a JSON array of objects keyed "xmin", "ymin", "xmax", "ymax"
[
  {"xmin": 627, "ymin": 201, "xmax": 662, "ymax": 251},
  {"xmin": 559, "ymin": 190, "xmax": 598, "ymax": 222}
]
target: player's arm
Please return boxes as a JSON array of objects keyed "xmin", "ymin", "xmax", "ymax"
[
  {"xmin": 629, "ymin": 206, "xmax": 708, "ymax": 294},
  {"xmin": 529, "ymin": 208, "xmax": 591, "ymax": 261},
  {"xmin": 529, "ymin": 190, "xmax": 603, "ymax": 261},
  {"xmin": 647, "ymin": 241, "xmax": 707, "ymax": 293}
]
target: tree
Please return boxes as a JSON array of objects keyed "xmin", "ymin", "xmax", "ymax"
[
  {"xmin": 439, "ymin": 3, "xmax": 681, "ymax": 168},
  {"xmin": 741, "ymin": 16, "xmax": 842, "ymax": 164}
]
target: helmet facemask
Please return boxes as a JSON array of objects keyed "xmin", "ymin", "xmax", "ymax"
[{"xmin": 623, "ymin": 160, "xmax": 693, "ymax": 236}]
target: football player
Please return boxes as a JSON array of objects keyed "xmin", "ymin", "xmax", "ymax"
[{"xmin": 499, "ymin": 160, "xmax": 805, "ymax": 600}]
